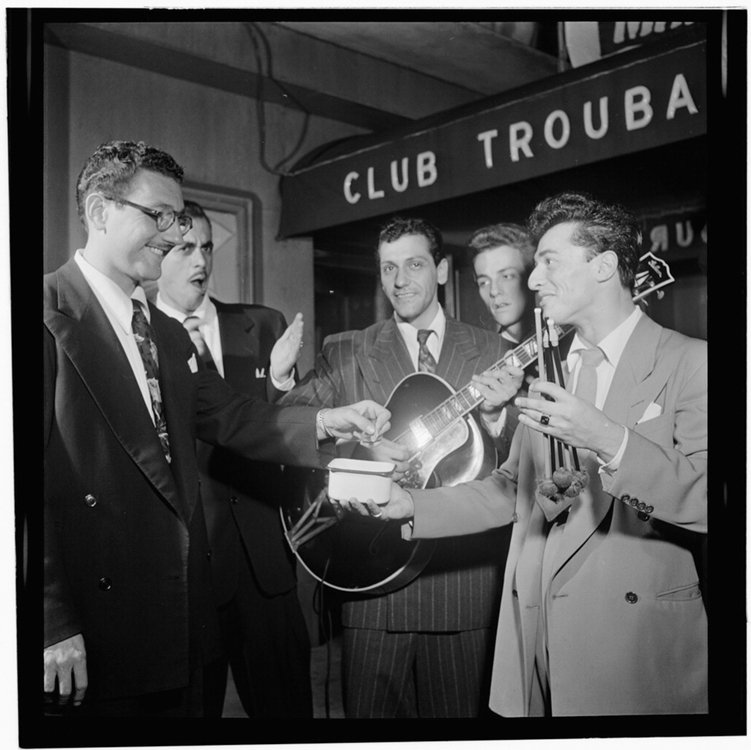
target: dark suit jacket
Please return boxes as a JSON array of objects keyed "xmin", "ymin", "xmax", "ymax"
[
  {"xmin": 43, "ymin": 259, "xmax": 320, "ymax": 701},
  {"xmin": 280, "ymin": 316, "xmax": 510, "ymax": 632},
  {"xmin": 197, "ymin": 301, "xmax": 297, "ymax": 604}
]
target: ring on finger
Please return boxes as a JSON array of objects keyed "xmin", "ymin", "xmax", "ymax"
[{"xmin": 540, "ymin": 415, "xmax": 550, "ymax": 426}]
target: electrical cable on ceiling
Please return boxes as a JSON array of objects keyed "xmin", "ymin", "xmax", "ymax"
[{"xmin": 244, "ymin": 22, "xmax": 311, "ymax": 176}]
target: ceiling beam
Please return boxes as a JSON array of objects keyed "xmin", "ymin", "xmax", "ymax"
[{"xmin": 43, "ymin": 22, "xmax": 412, "ymax": 131}]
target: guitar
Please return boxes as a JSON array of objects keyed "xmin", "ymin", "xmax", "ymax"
[{"xmin": 281, "ymin": 252, "xmax": 674, "ymax": 595}]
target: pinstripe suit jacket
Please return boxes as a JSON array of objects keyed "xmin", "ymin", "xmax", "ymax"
[{"xmin": 280, "ymin": 314, "xmax": 511, "ymax": 632}]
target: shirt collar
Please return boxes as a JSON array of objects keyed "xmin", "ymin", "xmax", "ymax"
[
  {"xmin": 395, "ymin": 305, "xmax": 446, "ymax": 346},
  {"xmin": 155, "ymin": 291, "xmax": 216, "ymax": 325},
  {"xmin": 567, "ymin": 307, "xmax": 642, "ymax": 370},
  {"xmin": 75, "ymin": 250, "xmax": 150, "ymax": 330}
]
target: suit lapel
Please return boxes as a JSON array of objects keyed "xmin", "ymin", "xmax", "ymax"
[
  {"xmin": 550, "ymin": 314, "xmax": 664, "ymax": 591},
  {"xmin": 605, "ymin": 314, "xmax": 664, "ymax": 429},
  {"xmin": 215, "ymin": 303, "xmax": 259, "ymax": 384},
  {"xmin": 48, "ymin": 261, "xmax": 185, "ymax": 520},
  {"xmin": 361, "ymin": 319, "xmax": 414, "ymax": 402},
  {"xmin": 436, "ymin": 319, "xmax": 482, "ymax": 387}
]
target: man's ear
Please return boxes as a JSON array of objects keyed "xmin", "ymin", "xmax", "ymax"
[
  {"xmin": 595, "ymin": 250, "xmax": 619, "ymax": 283},
  {"xmin": 85, "ymin": 193, "xmax": 108, "ymax": 233},
  {"xmin": 436, "ymin": 257, "xmax": 449, "ymax": 286}
]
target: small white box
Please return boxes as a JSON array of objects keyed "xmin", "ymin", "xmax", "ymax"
[{"xmin": 327, "ymin": 458, "xmax": 396, "ymax": 505}]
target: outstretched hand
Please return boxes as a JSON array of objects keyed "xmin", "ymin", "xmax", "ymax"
[
  {"xmin": 331, "ymin": 481, "xmax": 415, "ymax": 521},
  {"xmin": 271, "ymin": 312, "xmax": 304, "ymax": 383},
  {"xmin": 516, "ymin": 379, "xmax": 625, "ymax": 463},
  {"xmin": 356, "ymin": 438, "xmax": 411, "ymax": 481},
  {"xmin": 324, "ymin": 400, "xmax": 391, "ymax": 445}
]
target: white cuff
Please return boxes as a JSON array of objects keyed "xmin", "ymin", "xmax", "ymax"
[
  {"xmin": 598, "ymin": 426, "xmax": 629, "ymax": 475},
  {"xmin": 271, "ymin": 372, "xmax": 295, "ymax": 391}
]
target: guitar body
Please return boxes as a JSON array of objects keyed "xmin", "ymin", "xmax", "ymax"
[
  {"xmin": 280, "ymin": 372, "xmax": 498, "ymax": 595},
  {"xmin": 281, "ymin": 253, "xmax": 674, "ymax": 595},
  {"xmin": 368, "ymin": 372, "xmax": 497, "ymax": 491}
]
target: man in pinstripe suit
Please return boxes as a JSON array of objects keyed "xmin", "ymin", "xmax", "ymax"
[{"xmin": 277, "ymin": 216, "xmax": 517, "ymax": 718}]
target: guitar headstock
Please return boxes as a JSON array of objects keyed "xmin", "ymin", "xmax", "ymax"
[{"xmin": 633, "ymin": 252, "xmax": 675, "ymax": 303}]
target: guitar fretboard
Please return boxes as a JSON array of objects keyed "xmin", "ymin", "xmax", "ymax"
[{"xmin": 394, "ymin": 250, "xmax": 673, "ymax": 455}]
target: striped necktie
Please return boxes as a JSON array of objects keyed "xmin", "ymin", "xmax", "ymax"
[
  {"xmin": 416, "ymin": 329, "xmax": 437, "ymax": 374},
  {"xmin": 132, "ymin": 300, "xmax": 171, "ymax": 463}
]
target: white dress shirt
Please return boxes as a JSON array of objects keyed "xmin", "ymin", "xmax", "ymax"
[
  {"xmin": 75, "ymin": 251, "xmax": 156, "ymax": 423},
  {"xmin": 396, "ymin": 305, "xmax": 446, "ymax": 371},
  {"xmin": 566, "ymin": 306, "xmax": 643, "ymax": 473},
  {"xmin": 156, "ymin": 292, "xmax": 226, "ymax": 378}
]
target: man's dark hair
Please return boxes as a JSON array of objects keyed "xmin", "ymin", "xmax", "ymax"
[
  {"xmin": 75, "ymin": 140, "xmax": 185, "ymax": 227},
  {"xmin": 527, "ymin": 191, "xmax": 642, "ymax": 290},
  {"xmin": 467, "ymin": 222, "xmax": 535, "ymax": 272},
  {"xmin": 376, "ymin": 216, "xmax": 445, "ymax": 265},
  {"xmin": 182, "ymin": 199, "xmax": 212, "ymax": 230}
]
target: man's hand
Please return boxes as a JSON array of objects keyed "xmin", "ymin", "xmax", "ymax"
[
  {"xmin": 516, "ymin": 380, "xmax": 625, "ymax": 463},
  {"xmin": 183, "ymin": 316, "xmax": 212, "ymax": 360},
  {"xmin": 475, "ymin": 363, "xmax": 525, "ymax": 415},
  {"xmin": 270, "ymin": 312, "xmax": 304, "ymax": 383},
  {"xmin": 356, "ymin": 438, "xmax": 411, "ymax": 481},
  {"xmin": 44, "ymin": 633, "xmax": 88, "ymax": 707},
  {"xmin": 322, "ymin": 400, "xmax": 391, "ymax": 444},
  {"xmin": 331, "ymin": 481, "xmax": 415, "ymax": 521}
]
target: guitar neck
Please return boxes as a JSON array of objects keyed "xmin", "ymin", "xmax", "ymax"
[{"xmin": 394, "ymin": 250, "xmax": 673, "ymax": 454}]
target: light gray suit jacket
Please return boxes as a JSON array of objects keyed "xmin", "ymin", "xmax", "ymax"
[{"xmin": 411, "ymin": 313, "xmax": 708, "ymax": 716}]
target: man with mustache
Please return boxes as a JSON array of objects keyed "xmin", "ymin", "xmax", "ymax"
[{"xmin": 156, "ymin": 199, "xmax": 313, "ymax": 718}]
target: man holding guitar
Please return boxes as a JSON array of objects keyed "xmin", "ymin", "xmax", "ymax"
[
  {"xmin": 277, "ymin": 216, "xmax": 518, "ymax": 718},
  {"xmin": 342, "ymin": 193, "xmax": 707, "ymax": 717}
]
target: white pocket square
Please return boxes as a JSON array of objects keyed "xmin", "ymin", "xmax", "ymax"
[
  {"xmin": 188, "ymin": 353, "xmax": 198, "ymax": 373},
  {"xmin": 637, "ymin": 401, "xmax": 662, "ymax": 424}
]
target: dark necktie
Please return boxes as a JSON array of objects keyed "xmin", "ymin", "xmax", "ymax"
[
  {"xmin": 183, "ymin": 315, "xmax": 217, "ymax": 371},
  {"xmin": 131, "ymin": 300, "xmax": 171, "ymax": 463},
  {"xmin": 416, "ymin": 329, "xmax": 437, "ymax": 374}
]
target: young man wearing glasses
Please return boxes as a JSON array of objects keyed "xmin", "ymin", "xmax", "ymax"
[{"xmin": 42, "ymin": 140, "xmax": 389, "ymax": 719}]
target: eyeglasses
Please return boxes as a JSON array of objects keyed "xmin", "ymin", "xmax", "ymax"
[{"xmin": 102, "ymin": 195, "xmax": 193, "ymax": 235}]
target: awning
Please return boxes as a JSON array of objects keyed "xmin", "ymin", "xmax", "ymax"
[{"xmin": 279, "ymin": 26, "xmax": 706, "ymax": 239}]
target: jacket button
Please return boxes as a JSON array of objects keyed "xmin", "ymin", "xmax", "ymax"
[
  {"xmin": 512, "ymin": 589, "xmax": 518, "ymax": 598},
  {"xmin": 637, "ymin": 502, "xmax": 647, "ymax": 511},
  {"xmin": 98, "ymin": 577, "xmax": 112, "ymax": 591},
  {"xmin": 206, "ymin": 550, "xmax": 212, "ymax": 560},
  {"xmin": 230, "ymin": 496, "xmax": 238, "ymax": 505},
  {"xmin": 620, "ymin": 494, "xmax": 630, "ymax": 504},
  {"xmin": 625, "ymin": 591, "xmax": 638, "ymax": 604},
  {"xmin": 84, "ymin": 494, "xmax": 97, "ymax": 507},
  {"xmin": 637, "ymin": 511, "xmax": 650, "ymax": 522},
  {"xmin": 629, "ymin": 497, "xmax": 639, "ymax": 507},
  {"xmin": 645, "ymin": 505, "xmax": 654, "ymax": 514}
]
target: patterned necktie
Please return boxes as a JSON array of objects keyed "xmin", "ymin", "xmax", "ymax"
[
  {"xmin": 416, "ymin": 329, "xmax": 437, "ymax": 374},
  {"xmin": 183, "ymin": 315, "xmax": 217, "ymax": 371},
  {"xmin": 132, "ymin": 300, "xmax": 171, "ymax": 463}
]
